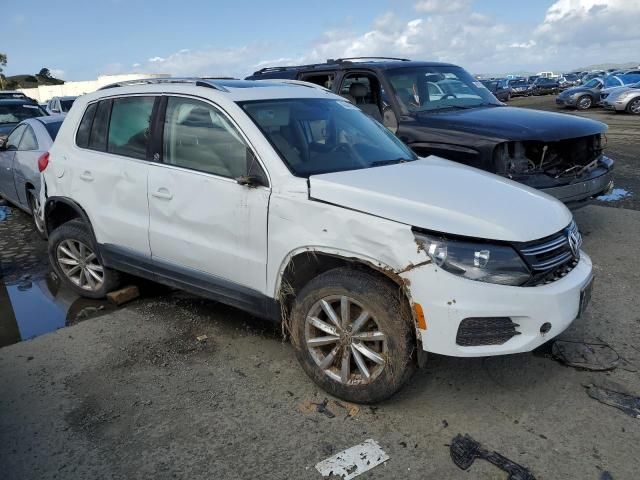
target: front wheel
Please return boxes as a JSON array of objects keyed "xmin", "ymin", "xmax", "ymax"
[
  {"xmin": 48, "ymin": 219, "xmax": 121, "ymax": 298},
  {"xmin": 576, "ymin": 95, "xmax": 593, "ymax": 110},
  {"xmin": 291, "ymin": 267, "xmax": 415, "ymax": 403},
  {"xmin": 627, "ymin": 98, "xmax": 640, "ymax": 115}
]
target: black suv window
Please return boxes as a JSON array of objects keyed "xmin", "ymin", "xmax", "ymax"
[
  {"xmin": 89, "ymin": 100, "xmax": 111, "ymax": 151},
  {"xmin": 76, "ymin": 102, "xmax": 98, "ymax": 148},
  {"xmin": 107, "ymin": 96, "xmax": 154, "ymax": 160}
]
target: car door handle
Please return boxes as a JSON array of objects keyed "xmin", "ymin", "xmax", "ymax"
[
  {"xmin": 79, "ymin": 171, "xmax": 94, "ymax": 182},
  {"xmin": 152, "ymin": 188, "xmax": 173, "ymax": 200}
]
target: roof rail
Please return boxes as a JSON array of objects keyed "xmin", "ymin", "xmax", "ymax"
[
  {"xmin": 260, "ymin": 79, "xmax": 332, "ymax": 92},
  {"xmin": 98, "ymin": 77, "xmax": 229, "ymax": 92},
  {"xmin": 253, "ymin": 63, "xmax": 322, "ymax": 74},
  {"xmin": 330, "ymin": 57, "xmax": 411, "ymax": 63}
]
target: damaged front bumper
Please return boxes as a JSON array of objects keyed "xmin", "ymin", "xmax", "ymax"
[
  {"xmin": 402, "ymin": 252, "xmax": 593, "ymax": 357},
  {"xmin": 539, "ymin": 155, "xmax": 614, "ymax": 209}
]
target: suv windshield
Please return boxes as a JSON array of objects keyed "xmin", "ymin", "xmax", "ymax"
[
  {"xmin": 384, "ymin": 66, "xmax": 500, "ymax": 113},
  {"xmin": 241, "ymin": 98, "xmax": 416, "ymax": 177},
  {"xmin": 0, "ymin": 103, "xmax": 46, "ymax": 125}
]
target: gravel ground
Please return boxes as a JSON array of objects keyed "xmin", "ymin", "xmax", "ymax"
[{"xmin": 1, "ymin": 96, "xmax": 639, "ymax": 479}]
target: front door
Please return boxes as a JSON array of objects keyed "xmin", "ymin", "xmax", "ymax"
[{"xmin": 148, "ymin": 96, "xmax": 270, "ymax": 294}]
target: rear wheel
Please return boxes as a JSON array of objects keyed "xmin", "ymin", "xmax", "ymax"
[
  {"xmin": 48, "ymin": 219, "xmax": 121, "ymax": 298},
  {"xmin": 291, "ymin": 267, "xmax": 415, "ymax": 403},
  {"xmin": 27, "ymin": 190, "xmax": 46, "ymax": 239},
  {"xmin": 576, "ymin": 95, "xmax": 592, "ymax": 110},
  {"xmin": 627, "ymin": 98, "xmax": 640, "ymax": 115}
]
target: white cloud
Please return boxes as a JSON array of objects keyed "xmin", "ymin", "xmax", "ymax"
[
  {"xmin": 414, "ymin": 0, "xmax": 469, "ymax": 14},
  {"xmin": 148, "ymin": 56, "xmax": 165, "ymax": 63}
]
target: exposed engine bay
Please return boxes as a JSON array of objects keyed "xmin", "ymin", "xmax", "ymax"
[{"xmin": 493, "ymin": 134, "xmax": 606, "ymax": 185}]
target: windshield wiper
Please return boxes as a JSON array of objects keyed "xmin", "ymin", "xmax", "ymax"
[{"xmin": 370, "ymin": 158, "xmax": 410, "ymax": 167}]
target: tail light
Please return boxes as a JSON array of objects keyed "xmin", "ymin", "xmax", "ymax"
[{"xmin": 38, "ymin": 152, "xmax": 50, "ymax": 172}]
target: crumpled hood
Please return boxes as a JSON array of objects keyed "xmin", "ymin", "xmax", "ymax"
[
  {"xmin": 309, "ymin": 157, "xmax": 572, "ymax": 242},
  {"xmin": 414, "ymin": 106, "xmax": 605, "ymax": 142}
]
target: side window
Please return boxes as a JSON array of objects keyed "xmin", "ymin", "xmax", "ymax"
[
  {"xmin": 300, "ymin": 73, "xmax": 335, "ymax": 89},
  {"xmin": 107, "ymin": 96, "xmax": 155, "ymax": 160},
  {"xmin": 89, "ymin": 100, "xmax": 111, "ymax": 151},
  {"xmin": 18, "ymin": 126, "xmax": 38, "ymax": 151},
  {"xmin": 76, "ymin": 102, "xmax": 98, "ymax": 148},
  {"xmin": 6, "ymin": 125, "xmax": 26, "ymax": 150},
  {"xmin": 163, "ymin": 97, "xmax": 250, "ymax": 179}
]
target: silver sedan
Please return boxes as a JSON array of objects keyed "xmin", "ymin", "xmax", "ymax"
[
  {"xmin": 602, "ymin": 82, "xmax": 640, "ymax": 114},
  {"xmin": 0, "ymin": 116, "xmax": 64, "ymax": 236}
]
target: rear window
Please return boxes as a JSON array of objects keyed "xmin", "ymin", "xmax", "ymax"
[
  {"xmin": 107, "ymin": 96, "xmax": 154, "ymax": 160},
  {"xmin": 89, "ymin": 100, "xmax": 111, "ymax": 151},
  {"xmin": 76, "ymin": 102, "xmax": 98, "ymax": 148},
  {"xmin": 0, "ymin": 103, "xmax": 46, "ymax": 125},
  {"xmin": 43, "ymin": 120, "xmax": 64, "ymax": 140},
  {"xmin": 60, "ymin": 99, "xmax": 76, "ymax": 112}
]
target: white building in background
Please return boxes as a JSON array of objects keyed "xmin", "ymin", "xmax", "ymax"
[{"xmin": 18, "ymin": 73, "xmax": 169, "ymax": 103}]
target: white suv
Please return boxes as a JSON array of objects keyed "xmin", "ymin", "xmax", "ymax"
[{"xmin": 39, "ymin": 78, "xmax": 594, "ymax": 402}]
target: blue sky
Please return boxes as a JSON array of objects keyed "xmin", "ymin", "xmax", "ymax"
[{"xmin": 3, "ymin": 0, "xmax": 639, "ymax": 80}]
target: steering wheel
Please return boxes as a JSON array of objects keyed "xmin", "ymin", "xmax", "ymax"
[{"xmin": 441, "ymin": 93, "xmax": 457, "ymax": 100}]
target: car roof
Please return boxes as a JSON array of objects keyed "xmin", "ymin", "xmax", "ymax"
[
  {"xmin": 56, "ymin": 96, "xmax": 78, "ymax": 100},
  {"xmin": 0, "ymin": 98, "xmax": 41, "ymax": 105},
  {"xmin": 249, "ymin": 59, "xmax": 458, "ymax": 76},
  {"xmin": 82, "ymin": 78, "xmax": 343, "ymax": 102}
]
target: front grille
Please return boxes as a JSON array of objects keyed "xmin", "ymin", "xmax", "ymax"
[
  {"xmin": 456, "ymin": 317, "xmax": 520, "ymax": 346},
  {"xmin": 517, "ymin": 221, "xmax": 582, "ymax": 286}
]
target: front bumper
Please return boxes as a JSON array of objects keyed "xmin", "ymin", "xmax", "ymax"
[
  {"xmin": 556, "ymin": 96, "xmax": 577, "ymax": 106},
  {"xmin": 404, "ymin": 252, "xmax": 593, "ymax": 357},
  {"xmin": 603, "ymin": 100, "xmax": 627, "ymax": 112}
]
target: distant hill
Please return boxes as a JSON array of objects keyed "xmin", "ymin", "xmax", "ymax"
[
  {"xmin": 0, "ymin": 73, "xmax": 64, "ymax": 90},
  {"xmin": 573, "ymin": 61, "xmax": 639, "ymax": 72}
]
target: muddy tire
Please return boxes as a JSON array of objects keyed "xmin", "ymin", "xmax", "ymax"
[
  {"xmin": 291, "ymin": 267, "xmax": 415, "ymax": 403},
  {"xmin": 48, "ymin": 219, "xmax": 121, "ymax": 298},
  {"xmin": 27, "ymin": 189, "xmax": 47, "ymax": 239},
  {"xmin": 576, "ymin": 95, "xmax": 592, "ymax": 110}
]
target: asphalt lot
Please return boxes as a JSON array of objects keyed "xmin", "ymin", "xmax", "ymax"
[{"xmin": 1, "ymin": 95, "xmax": 639, "ymax": 480}]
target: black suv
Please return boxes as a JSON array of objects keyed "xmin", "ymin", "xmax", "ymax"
[{"xmin": 247, "ymin": 58, "xmax": 614, "ymax": 207}]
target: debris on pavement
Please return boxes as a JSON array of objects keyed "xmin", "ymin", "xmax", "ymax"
[
  {"xmin": 315, "ymin": 439, "xmax": 388, "ymax": 479},
  {"xmin": 297, "ymin": 398, "xmax": 360, "ymax": 418},
  {"xmin": 196, "ymin": 334, "xmax": 208, "ymax": 342},
  {"xmin": 585, "ymin": 384, "xmax": 640, "ymax": 419},
  {"xmin": 551, "ymin": 339, "xmax": 620, "ymax": 371},
  {"xmin": 106, "ymin": 286, "xmax": 140, "ymax": 306},
  {"xmin": 600, "ymin": 471, "xmax": 614, "ymax": 480},
  {"xmin": 450, "ymin": 433, "xmax": 536, "ymax": 480}
]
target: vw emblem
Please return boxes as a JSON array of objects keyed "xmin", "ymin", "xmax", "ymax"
[{"xmin": 568, "ymin": 230, "xmax": 581, "ymax": 257}]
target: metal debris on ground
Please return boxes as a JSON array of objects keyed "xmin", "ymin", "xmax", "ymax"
[
  {"xmin": 106, "ymin": 285, "xmax": 140, "ymax": 306},
  {"xmin": 314, "ymin": 439, "xmax": 388, "ymax": 480},
  {"xmin": 551, "ymin": 339, "xmax": 620, "ymax": 371},
  {"xmin": 297, "ymin": 398, "xmax": 360, "ymax": 419},
  {"xmin": 196, "ymin": 334, "xmax": 208, "ymax": 342},
  {"xmin": 450, "ymin": 433, "xmax": 536, "ymax": 480},
  {"xmin": 585, "ymin": 384, "xmax": 640, "ymax": 419}
]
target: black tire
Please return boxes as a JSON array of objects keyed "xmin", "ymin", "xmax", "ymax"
[
  {"xmin": 626, "ymin": 98, "xmax": 640, "ymax": 115},
  {"xmin": 27, "ymin": 189, "xmax": 47, "ymax": 240},
  {"xmin": 576, "ymin": 95, "xmax": 593, "ymax": 110},
  {"xmin": 291, "ymin": 267, "xmax": 415, "ymax": 403},
  {"xmin": 48, "ymin": 219, "xmax": 121, "ymax": 298}
]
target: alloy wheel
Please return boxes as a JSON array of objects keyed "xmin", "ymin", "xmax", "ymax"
[
  {"xmin": 29, "ymin": 193, "xmax": 45, "ymax": 235},
  {"xmin": 578, "ymin": 96, "xmax": 592, "ymax": 109},
  {"xmin": 629, "ymin": 99, "xmax": 640, "ymax": 114},
  {"xmin": 305, "ymin": 295, "xmax": 388, "ymax": 385},
  {"xmin": 56, "ymin": 239, "xmax": 104, "ymax": 291}
]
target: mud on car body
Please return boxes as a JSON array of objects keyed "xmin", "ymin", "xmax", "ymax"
[
  {"xmin": 40, "ymin": 78, "xmax": 594, "ymax": 403},
  {"xmin": 247, "ymin": 58, "xmax": 614, "ymax": 209}
]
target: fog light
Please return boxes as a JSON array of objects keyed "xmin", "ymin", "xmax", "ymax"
[{"xmin": 540, "ymin": 322, "xmax": 552, "ymax": 334}]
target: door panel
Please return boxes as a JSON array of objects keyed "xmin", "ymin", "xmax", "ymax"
[
  {"xmin": 0, "ymin": 125, "xmax": 26, "ymax": 203},
  {"xmin": 14, "ymin": 125, "xmax": 41, "ymax": 208},
  {"xmin": 148, "ymin": 96, "xmax": 270, "ymax": 293}
]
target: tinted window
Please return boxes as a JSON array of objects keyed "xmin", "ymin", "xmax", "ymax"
[
  {"xmin": 163, "ymin": 97, "xmax": 248, "ymax": 178},
  {"xmin": 89, "ymin": 100, "xmax": 111, "ymax": 151},
  {"xmin": 76, "ymin": 102, "xmax": 97, "ymax": 148},
  {"xmin": 60, "ymin": 99, "xmax": 75, "ymax": 112},
  {"xmin": 242, "ymin": 98, "xmax": 416, "ymax": 177},
  {"xmin": 107, "ymin": 96, "xmax": 154, "ymax": 160},
  {"xmin": 43, "ymin": 120, "xmax": 63, "ymax": 140},
  {"xmin": 19, "ymin": 126, "xmax": 38, "ymax": 150},
  {"xmin": 0, "ymin": 103, "xmax": 46, "ymax": 125}
]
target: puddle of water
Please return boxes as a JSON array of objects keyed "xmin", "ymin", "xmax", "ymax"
[
  {"xmin": 597, "ymin": 188, "xmax": 632, "ymax": 202},
  {"xmin": 0, "ymin": 272, "xmax": 114, "ymax": 348}
]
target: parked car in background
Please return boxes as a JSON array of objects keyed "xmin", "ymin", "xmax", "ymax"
[
  {"xmin": 581, "ymin": 72, "xmax": 604, "ymax": 84},
  {"xmin": 0, "ymin": 91, "xmax": 37, "ymax": 102},
  {"xmin": 45, "ymin": 96, "xmax": 77, "ymax": 115},
  {"xmin": 0, "ymin": 116, "xmax": 63, "ymax": 236},
  {"xmin": 599, "ymin": 76, "xmax": 640, "ymax": 105},
  {"xmin": 527, "ymin": 75, "xmax": 540, "ymax": 84},
  {"xmin": 556, "ymin": 77, "xmax": 604, "ymax": 110},
  {"xmin": 507, "ymin": 78, "xmax": 531, "ymax": 97},
  {"xmin": 559, "ymin": 74, "xmax": 580, "ymax": 88},
  {"xmin": 0, "ymin": 99, "xmax": 48, "ymax": 137},
  {"xmin": 40, "ymin": 77, "xmax": 594, "ymax": 402},
  {"xmin": 530, "ymin": 77, "xmax": 560, "ymax": 95},
  {"xmin": 602, "ymin": 82, "xmax": 640, "ymax": 114},
  {"xmin": 480, "ymin": 78, "xmax": 511, "ymax": 101},
  {"xmin": 248, "ymin": 58, "xmax": 614, "ymax": 207}
]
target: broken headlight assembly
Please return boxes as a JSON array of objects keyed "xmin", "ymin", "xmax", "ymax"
[{"xmin": 414, "ymin": 232, "xmax": 531, "ymax": 286}]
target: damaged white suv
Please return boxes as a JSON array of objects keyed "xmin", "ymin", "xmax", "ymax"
[{"xmin": 40, "ymin": 78, "xmax": 594, "ymax": 402}]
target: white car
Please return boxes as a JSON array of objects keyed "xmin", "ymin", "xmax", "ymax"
[
  {"xmin": 39, "ymin": 78, "xmax": 594, "ymax": 402},
  {"xmin": 45, "ymin": 96, "xmax": 77, "ymax": 115}
]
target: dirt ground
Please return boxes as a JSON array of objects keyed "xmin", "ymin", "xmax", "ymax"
[{"xmin": 1, "ymin": 96, "xmax": 639, "ymax": 480}]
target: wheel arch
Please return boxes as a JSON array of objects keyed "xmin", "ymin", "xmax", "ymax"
[{"xmin": 44, "ymin": 197, "xmax": 101, "ymax": 257}]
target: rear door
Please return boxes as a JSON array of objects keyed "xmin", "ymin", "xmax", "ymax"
[
  {"xmin": 13, "ymin": 124, "xmax": 42, "ymax": 208},
  {"xmin": 0, "ymin": 124, "xmax": 26, "ymax": 203},
  {"xmin": 68, "ymin": 95, "xmax": 156, "ymax": 257},
  {"xmin": 148, "ymin": 95, "xmax": 270, "ymax": 293}
]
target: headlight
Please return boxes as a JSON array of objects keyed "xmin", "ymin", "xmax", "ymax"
[{"xmin": 414, "ymin": 232, "xmax": 531, "ymax": 286}]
